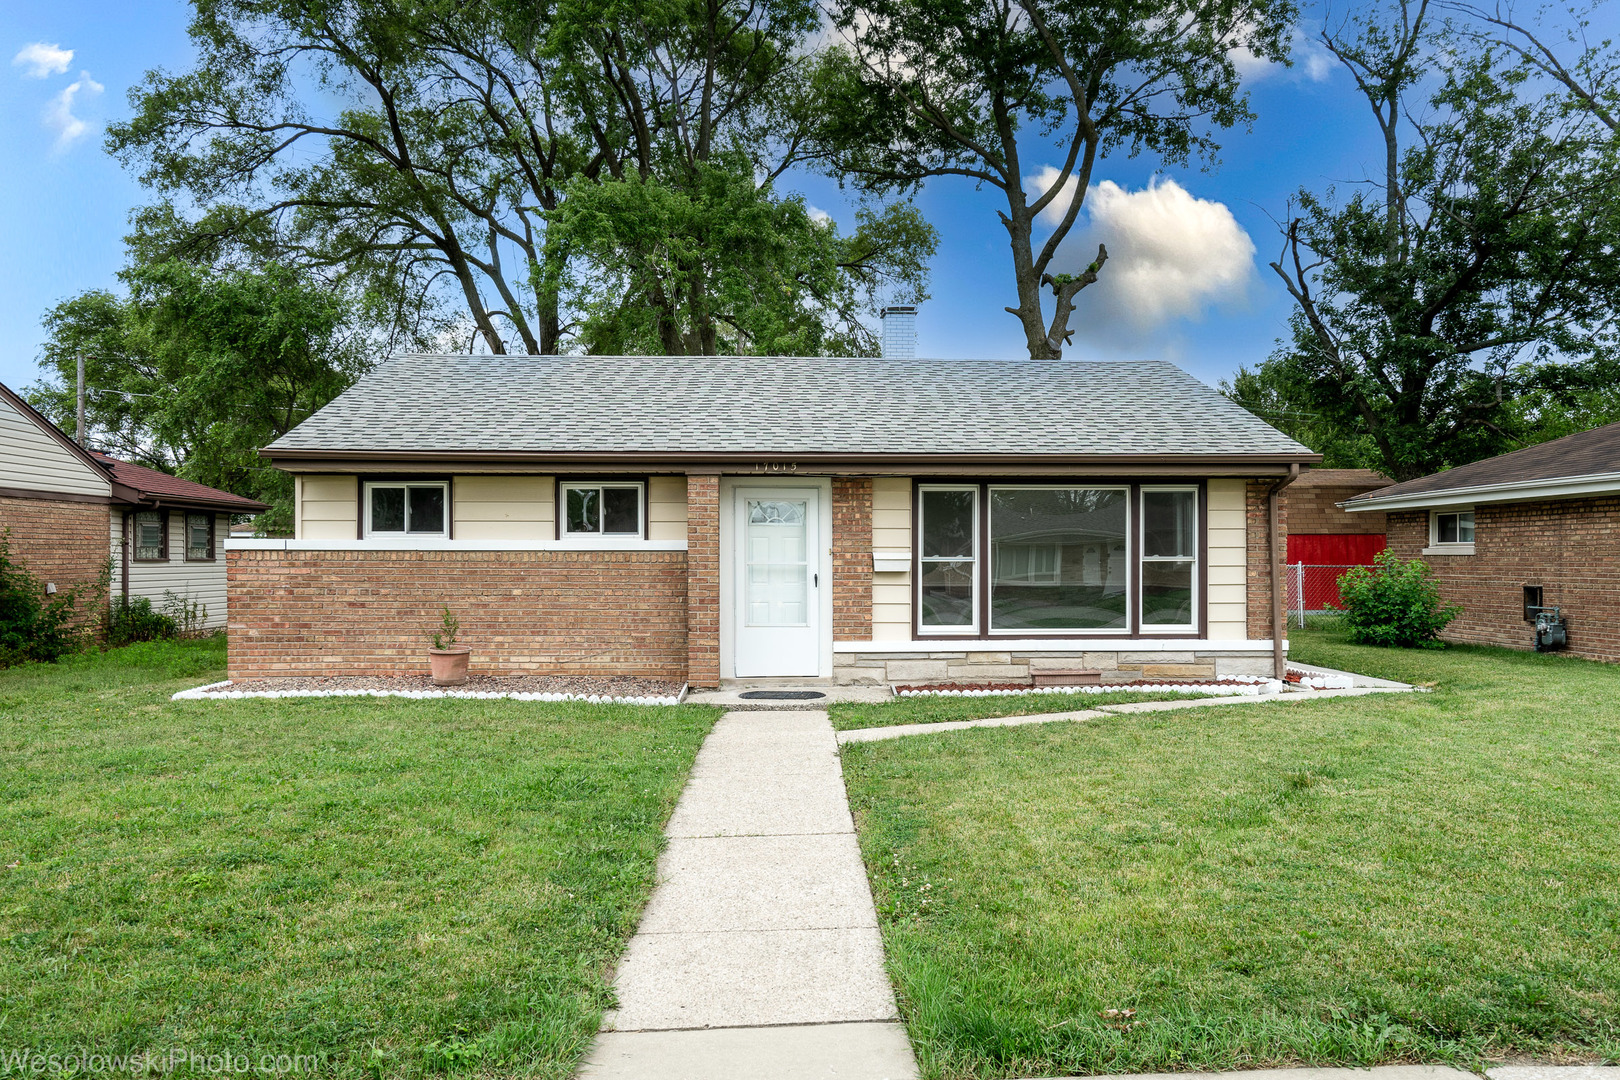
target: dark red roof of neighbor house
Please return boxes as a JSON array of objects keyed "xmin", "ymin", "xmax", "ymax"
[
  {"xmin": 1347, "ymin": 420, "xmax": 1620, "ymax": 508},
  {"xmin": 90, "ymin": 452, "xmax": 269, "ymax": 512},
  {"xmin": 1293, "ymin": 468, "xmax": 1391, "ymax": 489}
]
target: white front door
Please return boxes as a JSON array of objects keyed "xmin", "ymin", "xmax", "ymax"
[{"xmin": 733, "ymin": 486, "xmax": 822, "ymax": 677}]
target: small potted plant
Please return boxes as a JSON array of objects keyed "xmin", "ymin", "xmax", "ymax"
[{"xmin": 427, "ymin": 606, "xmax": 470, "ymax": 686}]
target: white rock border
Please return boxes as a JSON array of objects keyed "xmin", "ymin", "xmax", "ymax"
[
  {"xmin": 172, "ymin": 680, "xmax": 690, "ymax": 707},
  {"xmin": 1285, "ymin": 665, "xmax": 1356, "ymax": 690},
  {"xmin": 893, "ymin": 675, "xmax": 1286, "ymax": 699}
]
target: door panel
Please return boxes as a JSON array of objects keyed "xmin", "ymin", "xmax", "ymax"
[{"xmin": 734, "ymin": 487, "xmax": 821, "ymax": 677}]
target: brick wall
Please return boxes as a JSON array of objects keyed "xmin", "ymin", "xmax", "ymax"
[
  {"xmin": 831, "ymin": 478, "xmax": 873, "ymax": 640},
  {"xmin": 1246, "ymin": 480, "xmax": 1287, "ymax": 640},
  {"xmin": 685, "ymin": 473, "xmax": 721, "ymax": 688},
  {"xmin": 1286, "ymin": 485, "xmax": 1388, "ymax": 535},
  {"xmin": 1387, "ymin": 497, "xmax": 1620, "ymax": 661},
  {"xmin": 226, "ymin": 548, "xmax": 688, "ymax": 679},
  {"xmin": 0, "ymin": 495, "xmax": 109, "ymax": 623}
]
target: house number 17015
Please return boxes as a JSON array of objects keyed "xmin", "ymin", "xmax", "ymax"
[{"xmin": 752, "ymin": 462, "xmax": 798, "ymax": 473}]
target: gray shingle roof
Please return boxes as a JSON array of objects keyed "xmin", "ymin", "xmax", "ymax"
[{"xmin": 265, "ymin": 354, "xmax": 1313, "ymax": 459}]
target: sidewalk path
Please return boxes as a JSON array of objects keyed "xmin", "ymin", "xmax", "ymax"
[{"xmin": 577, "ymin": 710, "xmax": 918, "ymax": 1080}]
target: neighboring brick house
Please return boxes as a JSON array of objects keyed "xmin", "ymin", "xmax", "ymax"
[
  {"xmin": 0, "ymin": 381, "xmax": 268, "ymax": 631},
  {"xmin": 1343, "ymin": 421, "xmax": 1620, "ymax": 661},
  {"xmin": 1282, "ymin": 468, "xmax": 1391, "ymax": 611},
  {"xmin": 233, "ymin": 354, "xmax": 1320, "ymax": 686}
]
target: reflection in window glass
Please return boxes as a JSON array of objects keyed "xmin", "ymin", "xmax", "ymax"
[
  {"xmin": 407, "ymin": 485, "xmax": 445, "ymax": 534},
  {"xmin": 563, "ymin": 484, "xmax": 642, "ymax": 536},
  {"xmin": 918, "ymin": 487, "xmax": 977, "ymax": 628},
  {"xmin": 1141, "ymin": 488, "xmax": 1196, "ymax": 627},
  {"xmin": 567, "ymin": 487, "xmax": 599, "ymax": 533},
  {"xmin": 1436, "ymin": 511, "xmax": 1474, "ymax": 544},
  {"xmin": 603, "ymin": 487, "xmax": 641, "ymax": 534},
  {"xmin": 371, "ymin": 487, "xmax": 405, "ymax": 532},
  {"xmin": 991, "ymin": 487, "xmax": 1127, "ymax": 631}
]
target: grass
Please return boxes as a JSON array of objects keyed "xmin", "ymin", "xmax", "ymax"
[
  {"xmin": 841, "ymin": 627, "xmax": 1620, "ymax": 1078},
  {"xmin": 829, "ymin": 690, "xmax": 1213, "ymax": 731},
  {"xmin": 0, "ymin": 639, "xmax": 718, "ymax": 1079}
]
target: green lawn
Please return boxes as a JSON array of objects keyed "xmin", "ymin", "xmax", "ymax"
[
  {"xmin": 841, "ymin": 628, "xmax": 1620, "ymax": 1079},
  {"xmin": 829, "ymin": 690, "xmax": 1211, "ymax": 731},
  {"xmin": 0, "ymin": 639, "xmax": 717, "ymax": 1079}
]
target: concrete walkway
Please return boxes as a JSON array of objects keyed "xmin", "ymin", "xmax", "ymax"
[{"xmin": 577, "ymin": 710, "xmax": 918, "ymax": 1080}]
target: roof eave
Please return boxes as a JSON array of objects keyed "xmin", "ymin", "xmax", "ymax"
[
  {"xmin": 262, "ymin": 448, "xmax": 1322, "ymax": 469},
  {"xmin": 1343, "ymin": 470, "xmax": 1620, "ymax": 512}
]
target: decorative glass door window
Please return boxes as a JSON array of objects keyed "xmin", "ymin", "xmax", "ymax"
[
  {"xmin": 133, "ymin": 510, "xmax": 166, "ymax": 561},
  {"xmin": 745, "ymin": 499, "xmax": 809, "ymax": 626},
  {"xmin": 990, "ymin": 486, "xmax": 1128, "ymax": 631},
  {"xmin": 185, "ymin": 512, "xmax": 214, "ymax": 561},
  {"xmin": 562, "ymin": 482, "xmax": 643, "ymax": 537},
  {"xmin": 365, "ymin": 481, "xmax": 448, "ymax": 537},
  {"xmin": 1140, "ymin": 487, "xmax": 1197, "ymax": 629},
  {"xmin": 918, "ymin": 486, "xmax": 978, "ymax": 630}
]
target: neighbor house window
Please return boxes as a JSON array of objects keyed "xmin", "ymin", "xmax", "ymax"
[
  {"xmin": 990, "ymin": 486, "xmax": 1129, "ymax": 632},
  {"xmin": 1140, "ymin": 486, "xmax": 1198, "ymax": 629},
  {"xmin": 1433, "ymin": 509, "xmax": 1475, "ymax": 545},
  {"xmin": 364, "ymin": 481, "xmax": 448, "ymax": 538},
  {"xmin": 561, "ymin": 481, "xmax": 644, "ymax": 538},
  {"xmin": 185, "ymin": 512, "xmax": 215, "ymax": 562},
  {"xmin": 133, "ymin": 510, "xmax": 167, "ymax": 562},
  {"xmin": 917, "ymin": 485, "xmax": 978, "ymax": 630}
]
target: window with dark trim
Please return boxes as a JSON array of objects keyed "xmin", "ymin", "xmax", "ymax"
[
  {"xmin": 560, "ymin": 481, "xmax": 645, "ymax": 538},
  {"xmin": 1140, "ymin": 486, "xmax": 1198, "ymax": 630},
  {"xmin": 185, "ymin": 512, "xmax": 215, "ymax": 562},
  {"xmin": 917, "ymin": 486, "xmax": 978, "ymax": 630},
  {"xmin": 133, "ymin": 510, "xmax": 167, "ymax": 562},
  {"xmin": 364, "ymin": 481, "xmax": 448, "ymax": 538}
]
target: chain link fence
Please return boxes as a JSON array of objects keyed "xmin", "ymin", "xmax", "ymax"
[{"xmin": 1284, "ymin": 563, "xmax": 1365, "ymax": 629}]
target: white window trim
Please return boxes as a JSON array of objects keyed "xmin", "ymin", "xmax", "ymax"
[
  {"xmin": 363, "ymin": 480, "xmax": 450, "ymax": 539},
  {"xmin": 987, "ymin": 483, "xmax": 1132, "ymax": 637},
  {"xmin": 560, "ymin": 480, "xmax": 646, "ymax": 539},
  {"xmin": 916, "ymin": 483, "xmax": 980, "ymax": 635},
  {"xmin": 1424, "ymin": 507, "xmax": 1476, "ymax": 555},
  {"xmin": 1140, "ymin": 484, "xmax": 1199, "ymax": 633}
]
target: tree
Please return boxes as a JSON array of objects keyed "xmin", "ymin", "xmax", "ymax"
[
  {"xmin": 30, "ymin": 260, "xmax": 369, "ymax": 534},
  {"xmin": 819, "ymin": 0, "xmax": 1296, "ymax": 359},
  {"xmin": 1263, "ymin": 0, "xmax": 1620, "ymax": 481},
  {"xmin": 109, "ymin": 0, "xmax": 934, "ymax": 356}
]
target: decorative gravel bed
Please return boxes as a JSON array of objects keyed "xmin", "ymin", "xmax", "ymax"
[
  {"xmin": 173, "ymin": 675, "xmax": 687, "ymax": 705},
  {"xmin": 894, "ymin": 675, "xmax": 1286, "ymax": 698}
]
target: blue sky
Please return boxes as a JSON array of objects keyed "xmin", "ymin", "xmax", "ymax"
[{"xmin": 2, "ymin": 1, "xmax": 1604, "ymax": 396}]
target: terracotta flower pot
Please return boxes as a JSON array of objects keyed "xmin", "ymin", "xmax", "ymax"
[{"xmin": 428, "ymin": 645, "xmax": 472, "ymax": 686}]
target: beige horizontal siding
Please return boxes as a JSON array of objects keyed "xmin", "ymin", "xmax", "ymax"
[
  {"xmin": 648, "ymin": 476, "xmax": 687, "ymax": 541},
  {"xmin": 299, "ymin": 474, "xmax": 359, "ymax": 540},
  {"xmin": 453, "ymin": 475, "xmax": 554, "ymax": 540},
  {"xmin": 1206, "ymin": 479, "xmax": 1248, "ymax": 639},
  {"xmin": 0, "ymin": 394, "xmax": 111, "ymax": 497},
  {"xmin": 113, "ymin": 509, "xmax": 229, "ymax": 628},
  {"xmin": 871, "ymin": 478, "xmax": 912, "ymax": 641}
]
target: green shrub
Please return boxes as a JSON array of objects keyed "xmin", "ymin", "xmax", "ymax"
[
  {"xmin": 107, "ymin": 596, "xmax": 178, "ymax": 647},
  {"xmin": 0, "ymin": 531, "xmax": 96, "ymax": 666},
  {"xmin": 1335, "ymin": 550, "xmax": 1462, "ymax": 648}
]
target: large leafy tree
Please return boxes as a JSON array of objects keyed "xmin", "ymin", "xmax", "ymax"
[
  {"xmin": 109, "ymin": 0, "xmax": 933, "ymax": 356},
  {"xmin": 1262, "ymin": 0, "xmax": 1620, "ymax": 480},
  {"xmin": 29, "ymin": 260, "xmax": 369, "ymax": 534},
  {"xmin": 819, "ymin": 0, "xmax": 1296, "ymax": 359}
]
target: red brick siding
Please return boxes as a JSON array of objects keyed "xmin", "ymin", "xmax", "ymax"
[
  {"xmin": 226, "ymin": 548, "xmax": 687, "ymax": 680},
  {"xmin": 0, "ymin": 495, "xmax": 109, "ymax": 625},
  {"xmin": 1285, "ymin": 485, "xmax": 1388, "ymax": 535},
  {"xmin": 832, "ymin": 478, "xmax": 873, "ymax": 640},
  {"xmin": 684, "ymin": 473, "xmax": 721, "ymax": 688},
  {"xmin": 1387, "ymin": 498, "xmax": 1620, "ymax": 661},
  {"xmin": 1246, "ymin": 480, "xmax": 1287, "ymax": 640}
]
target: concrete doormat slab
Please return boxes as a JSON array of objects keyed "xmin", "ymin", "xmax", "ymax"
[
  {"xmin": 581, "ymin": 708, "xmax": 918, "ymax": 1080},
  {"xmin": 837, "ymin": 686, "xmax": 1417, "ymax": 744}
]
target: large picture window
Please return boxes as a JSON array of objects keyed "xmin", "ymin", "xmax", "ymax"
[
  {"xmin": 916, "ymin": 482, "xmax": 1203, "ymax": 637},
  {"xmin": 364, "ymin": 481, "xmax": 448, "ymax": 538},
  {"xmin": 561, "ymin": 481, "xmax": 644, "ymax": 538},
  {"xmin": 990, "ymin": 486, "xmax": 1129, "ymax": 632}
]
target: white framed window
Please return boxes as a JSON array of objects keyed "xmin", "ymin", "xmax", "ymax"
[
  {"xmin": 989, "ymin": 485, "xmax": 1130, "ymax": 633},
  {"xmin": 917, "ymin": 485, "xmax": 979, "ymax": 632},
  {"xmin": 561, "ymin": 481, "xmax": 644, "ymax": 538},
  {"xmin": 364, "ymin": 481, "xmax": 448, "ymax": 538},
  {"xmin": 1140, "ymin": 486, "xmax": 1198, "ymax": 631},
  {"xmin": 1426, "ymin": 508, "xmax": 1476, "ymax": 554}
]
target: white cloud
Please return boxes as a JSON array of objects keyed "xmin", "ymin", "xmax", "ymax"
[
  {"xmin": 1231, "ymin": 27, "xmax": 1335, "ymax": 83},
  {"xmin": 1024, "ymin": 172, "xmax": 1257, "ymax": 349},
  {"xmin": 45, "ymin": 71, "xmax": 104, "ymax": 152},
  {"xmin": 806, "ymin": 203, "xmax": 832, "ymax": 225},
  {"xmin": 12, "ymin": 42, "xmax": 73, "ymax": 78}
]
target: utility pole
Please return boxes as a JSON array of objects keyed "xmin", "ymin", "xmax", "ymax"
[{"xmin": 75, "ymin": 353, "xmax": 86, "ymax": 446}]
